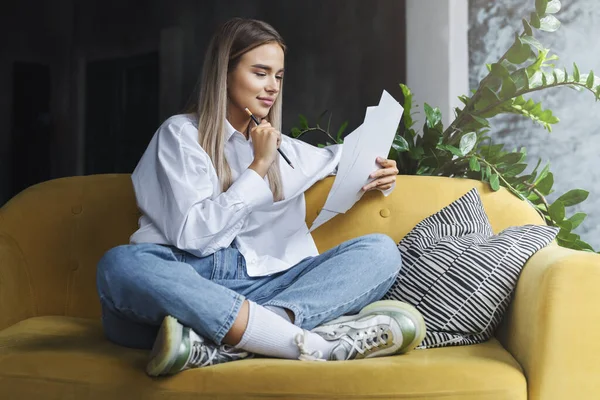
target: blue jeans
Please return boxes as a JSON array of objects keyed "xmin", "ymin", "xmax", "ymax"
[{"xmin": 96, "ymin": 233, "xmax": 402, "ymax": 350}]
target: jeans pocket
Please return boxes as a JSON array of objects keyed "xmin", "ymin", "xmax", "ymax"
[
  {"xmin": 237, "ymin": 252, "xmax": 250, "ymax": 280},
  {"xmin": 210, "ymin": 247, "xmax": 250, "ymax": 281}
]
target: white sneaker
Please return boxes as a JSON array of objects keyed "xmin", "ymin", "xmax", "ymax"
[
  {"xmin": 311, "ymin": 300, "xmax": 426, "ymax": 360},
  {"xmin": 146, "ymin": 316, "xmax": 252, "ymax": 376}
]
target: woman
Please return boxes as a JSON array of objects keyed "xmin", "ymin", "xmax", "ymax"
[{"xmin": 96, "ymin": 17, "xmax": 425, "ymax": 377}]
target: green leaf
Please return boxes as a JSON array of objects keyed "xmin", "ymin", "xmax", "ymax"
[
  {"xmin": 511, "ymin": 69, "xmax": 530, "ymax": 91},
  {"xmin": 506, "ymin": 35, "xmax": 531, "ymax": 64},
  {"xmin": 574, "ymin": 240, "xmax": 594, "ymax": 252},
  {"xmin": 548, "ymin": 201, "xmax": 565, "ymax": 222},
  {"xmin": 459, "ymin": 132, "xmax": 477, "ymax": 155},
  {"xmin": 546, "ymin": 0, "xmax": 561, "ymax": 14},
  {"xmin": 336, "ymin": 121, "xmax": 348, "ymax": 140},
  {"xmin": 298, "ymin": 114, "xmax": 309, "ymax": 130},
  {"xmin": 470, "ymin": 115, "xmax": 490, "ymax": 128},
  {"xmin": 399, "ymin": 84, "xmax": 414, "ymax": 130},
  {"xmin": 535, "ymin": 163, "xmax": 550, "ymax": 183},
  {"xmin": 539, "ymin": 15, "xmax": 561, "ymax": 32},
  {"xmin": 500, "ymin": 77, "xmax": 518, "ymax": 98},
  {"xmin": 504, "ymin": 163, "xmax": 528, "ymax": 177},
  {"xmin": 491, "ymin": 63, "xmax": 511, "ymax": 78},
  {"xmin": 558, "ymin": 220, "xmax": 573, "ymax": 231},
  {"xmin": 535, "ymin": 0, "xmax": 549, "ymax": 15},
  {"xmin": 409, "ymin": 146, "xmax": 424, "ymax": 160},
  {"xmin": 490, "ymin": 174, "xmax": 500, "ymax": 191},
  {"xmin": 424, "ymin": 103, "xmax": 442, "ymax": 129},
  {"xmin": 474, "ymin": 87, "xmax": 501, "ymax": 111},
  {"xmin": 555, "ymin": 189, "xmax": 589, "ymax": 207},
  {"xmin": 575, "ymin": 240, "xmax": 595, "ymax": 253},
  {"xmin": 558, "ymin": 230, "xmax": 579, "ymax": 243},
  {"xmin": 392, "ymin": 135, "xmax": 410, "ymax": 153},
  {"xmin": 568, "ymin": 212, "xmax": 587, "ymax": 230},
  {"xmin": 586, "ymin": 71, "xmax": 595, "ymax": 89},
  {"xmin": 291, "ymin": 127, "xmax": 301, "ymax": 138},
  {"xmin": 498, "ymin": 152, "xmax": 524, "ymax": 165},
  {"xmin": 438, "ymin": 144, "xmax": 463, "ymax": 157},
  {"xmin": 573, "ymin": 62, "xmax": 580, "ymax": 82},
  {"xmin": 469, "ymin": 156, "xmax": 481, "ymax": 172},
  {"xmin": 485, "ymin": 165, "xmax": 492, "ymax": 180},
  {"xmin": 522, "ymin": 18, "xmax": 533, "ymax": 36},
  {"xmin": 520, "ymin": 35, "xmax": 545, "ymax": 51},
  {"xmin": 528, "ymin": 70, "xmax": 544, "ymax": 89},
  {"xmin": 422, "ymin": 125, "xmax": 442, "ymax": 152},
  {"xmin": 530, "ymin": 12, "xmax": 541, "ymax": 29},
  {"xmin": 536, "ymin": 171, "xmax": 554, "ymax": 195}
]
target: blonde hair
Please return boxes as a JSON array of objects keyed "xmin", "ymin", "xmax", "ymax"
[{"xmin": 186, "ymin": 18, "xmax": 286, "ymax": 201}]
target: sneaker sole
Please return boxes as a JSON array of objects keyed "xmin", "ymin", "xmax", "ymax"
[
  {"xmin": 146, "ymin": 315, "xmax": 183, "ymax": 377},
  {"xmin": 316, "ymin": 300, "xmax": 426, "ymax": 353},
  {"xmin": 359, "ymin": 300, "xmax": 426, "ymax": 353}
]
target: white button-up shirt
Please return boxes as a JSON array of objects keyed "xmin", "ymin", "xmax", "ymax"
[{"xmin": 130, "ymin": 113, "xmax": 344, "ymax": 276}]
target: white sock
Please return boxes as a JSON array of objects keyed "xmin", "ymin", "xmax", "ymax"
[
  {"xmin": 235, "ymin": 301, "xmax": 337, "ymax": 360},
  {"xmin": 265, "ymin": 305, "xmax": 292, "ymax": 323}
]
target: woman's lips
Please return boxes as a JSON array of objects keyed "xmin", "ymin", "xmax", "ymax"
[{"xmin": 258, "ymin": 98, "xmax": 274, "ymax": 106}]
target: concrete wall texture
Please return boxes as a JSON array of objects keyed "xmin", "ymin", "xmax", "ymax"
[{"xmin": 468, "ymin": 0, "xmax": 600, "ymax": 250}]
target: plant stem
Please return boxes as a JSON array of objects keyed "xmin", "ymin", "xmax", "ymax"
[
  {"xmin": 294, "ymin": 127, "xmax": 338, "ymax": 143},
  {"xmin": 473, "ymin": 81, "xmax": 594, "ymax": 117}
]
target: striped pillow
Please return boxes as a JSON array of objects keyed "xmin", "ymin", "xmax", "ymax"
[{"xmin": 384, "ymin": 188, "xmax": 558, "ymax": 349}]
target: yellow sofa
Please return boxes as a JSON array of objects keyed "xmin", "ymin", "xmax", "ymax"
[{"xmin": 0, "ymin": 174, "xmax": 599, "ymax": 399}]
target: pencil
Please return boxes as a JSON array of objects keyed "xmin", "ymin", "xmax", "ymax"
[{"xmin": 244, "ymin": 107, "xmax": 294, "ymax": 169}]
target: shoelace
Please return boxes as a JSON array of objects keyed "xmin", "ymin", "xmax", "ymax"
[
  {"xmin": 294, "ymin": 330, "xmax": 326, "ymax": 361},
  {"xmin": 188, "ymin": 341, "xmax": 220, "ymax": 367},
  {"xmin": 339, "ymin": 326, "xmax": 389, "ymax": 358}
]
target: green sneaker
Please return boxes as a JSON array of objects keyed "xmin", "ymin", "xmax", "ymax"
[
  {"xmin": 146, "ymin": 316, "xmax": 252, "ymax": 376},
  {"xmin": 311, "ymin": 300, "xmax": 426, "ymax": 360}
]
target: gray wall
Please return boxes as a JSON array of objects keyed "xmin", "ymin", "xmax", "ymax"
[
  {"xmin": 468, "ymin": 1, "xmax": 600, "ymax": 249},
  {"xmin": 0, "ymin": 0, "xmax": 407, "ymax": 205}
]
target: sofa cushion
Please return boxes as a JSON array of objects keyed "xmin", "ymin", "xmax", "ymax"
[
  {"xmin": 0, "ymin": 316, "xmax": 526, "ymax": 399},
  {"xmin": 384, "ymin": 188, "xmax": 558, "ymax": 349}
]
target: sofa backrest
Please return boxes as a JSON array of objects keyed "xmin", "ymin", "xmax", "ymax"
[{"xmin": 0, "ymin": 174, "xmax": 543, "ymax": 321}]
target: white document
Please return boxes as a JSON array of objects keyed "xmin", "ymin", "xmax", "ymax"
[{"xmin": 309, "ymin": 90, "xmax": 403, "ymax": 232}]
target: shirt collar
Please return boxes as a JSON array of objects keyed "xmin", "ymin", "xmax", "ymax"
[{"xmin": 224, "ymin": 119, "xmax": 237, "ymax": 141}]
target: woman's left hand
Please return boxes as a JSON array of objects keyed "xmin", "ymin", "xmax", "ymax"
[{"xmin": 362, "ymin": 157, "xmax": 399, "ymax": 192}]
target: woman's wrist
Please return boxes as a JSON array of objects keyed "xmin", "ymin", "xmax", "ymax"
[{"xmin": 249, "ymin": 159, "xmax": 271, "ymax": 177}]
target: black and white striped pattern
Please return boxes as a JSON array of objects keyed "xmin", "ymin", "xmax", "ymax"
[{"xmin": 384, "ymin": 188, "xmax": 558, "ymax": 349}]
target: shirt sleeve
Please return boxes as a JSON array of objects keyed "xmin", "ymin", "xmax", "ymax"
[{"xmin": 132, "ymin": 119, "xmax": 273, "ymax": 256}]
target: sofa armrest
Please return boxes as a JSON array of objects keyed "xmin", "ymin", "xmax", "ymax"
[
  {"xmin": 0, "ymin": 230, "xmax": 35, "ymax": 331},
  {"xmin": 497, "ymin": 244, "xmax": 600, "ymax": 400}
]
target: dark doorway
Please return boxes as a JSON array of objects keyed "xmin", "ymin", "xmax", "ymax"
[
  {"xmin": 85, "ymin": 52, "xmax": 159, "ymax": 175},
  {"xmin": 10, "ymin": 62, "xmax": 53, "ymax": 197}
]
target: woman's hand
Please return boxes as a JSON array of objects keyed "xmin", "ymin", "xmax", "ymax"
[
  {"xmin": 249, "ymin": 120, "xmax": 281, "ymax": 177},
  {"xmin": 362, "ymin": 157, "xmax": 399, "ymax": 192}
]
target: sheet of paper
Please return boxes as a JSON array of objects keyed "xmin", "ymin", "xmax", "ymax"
[{"xmin": 309, "ymin": 90, "xmax": 403, "ymax": 232}]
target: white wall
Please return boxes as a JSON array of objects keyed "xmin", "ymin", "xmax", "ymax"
[{"xmin": 406, "ymin": 0, "xmax": 469, "ymax": 128}]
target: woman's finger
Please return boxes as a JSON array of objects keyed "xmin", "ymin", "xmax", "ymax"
[
  {"xmin": 362, "ymin": 176, "xmax": 396, "ymax": 191},
  {"xmin": 376, "ymin": 157, "xmax": 397, "ymax": 168},
  {"xmin": 370, "ymin": 167, "xmax": 399, "ymax": 179}
]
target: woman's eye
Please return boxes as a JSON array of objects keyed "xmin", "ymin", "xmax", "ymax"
[
  {"xmin": 276, "ymin": 76, "xmax": 283, "ymax": 80},
  {"xmin": 255, "ymin": 72, "xmax": 267, "ymax": 77}
]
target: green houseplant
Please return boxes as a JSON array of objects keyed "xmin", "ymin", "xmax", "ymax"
[{"xmin": 291, "ymin": 0, "xmax": 597, "ymax": 253}]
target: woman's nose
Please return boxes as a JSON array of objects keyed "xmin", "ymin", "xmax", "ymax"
[{"xmin": 265, "ymin": 77, "xmax": 279, "ymax": 93}]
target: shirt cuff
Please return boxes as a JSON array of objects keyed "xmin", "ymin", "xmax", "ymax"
[{"xmin": 228, "ymin": 169, "xmax": 274, "ymax": 210}]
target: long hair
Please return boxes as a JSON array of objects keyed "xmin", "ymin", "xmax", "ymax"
[{"xmin": 186, "ymin": 18, "xmax": 286, "ymax": 201}]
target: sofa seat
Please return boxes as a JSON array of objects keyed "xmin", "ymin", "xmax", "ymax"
[{"xmin": 0, "ymin": 316, "xmax": 526, "ymax": 400}]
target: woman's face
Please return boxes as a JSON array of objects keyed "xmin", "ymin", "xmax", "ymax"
[{"xmin": 227, "ymin": 42, "xmax": 285, "ymax": 121}]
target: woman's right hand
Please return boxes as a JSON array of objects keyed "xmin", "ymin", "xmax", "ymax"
[{"xmin": 249, "ymin": 119, "xmax": 281, "ymax": 177}]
